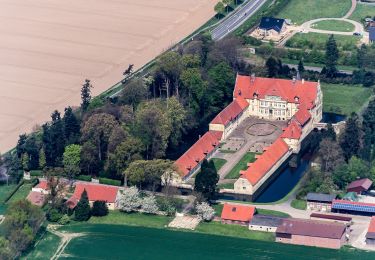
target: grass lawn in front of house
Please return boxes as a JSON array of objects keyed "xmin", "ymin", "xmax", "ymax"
[
  {"xmin": 6, "ymin": 183, "xmax": 33, "ymax": 204},
  {"xmin": 349, "ymin": 3, "xmax": 375, "ymax": 23},
  {"xmin": 0, "ymin": 184, "xmax": 17, "ymax": 204},
  {"xmin": 225, "ymin": 152, "xmax": 258, "ymax": 179},
  {"xmin": 291, "ymin": 199, "xmax": 307, "ymax": 210},
  {"xmin": 218, "ymin": 182, "xmax": 235, "ymax": 189},
  {"xmin": 256, "ymin": 208, "xmax": 290, "ymax": 218},
  {"xmin": 211, "ymin": 158, "xmax": 227, "ymax": 171},
  {"xmin": 321, "ymin": 83, "xmax": 373, "ymax": 116}
]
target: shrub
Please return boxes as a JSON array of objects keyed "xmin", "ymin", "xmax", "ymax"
[
  {"xmin": 99, "ymin": 177, "xmax": 121, "ymax": 186},
  {"xmin": 58, "ymin": 215, "xmax": 70, "ymax": 225},
  {"xmin": 47, "ymin": 209, "xmax": 62, "ymax": 222},
  {"xmin": 76, "ymin": 175, "xmax": 92, "ymax": 182},
  {"xmin": 195, "ymin": 202, "xmax": 215, "ymax": 221},
  {"xmin": 91, "ymin": 201, "xmax": 109, "ymax": 217},
  {"xmin": 156, "ymin": 197, "xmax": 177, "ymax": 216},
  {"xmin": 117, "ymin": 186, "xmax": 141, "ymax": 213},
  {"xmin": 141, "ymin": 195, "xmax": 158, "ymax": 214}
]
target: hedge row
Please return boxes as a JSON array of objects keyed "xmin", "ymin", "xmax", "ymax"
[
  {"xmin": 76, "ymin": 175, "xmax": 92, "ymax": 182},
  {"xmin": 30, "ymin": 170, "xmax": 43, "ymax": 177},
  {"xmin": 99, "ymin": 178, "xmax": 121, "ymax": 186}
]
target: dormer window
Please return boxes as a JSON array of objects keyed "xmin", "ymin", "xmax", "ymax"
[
  {"xmin": 253, "ymin": 93, "xmax": 258, "ymax": 99},
  {"xmin": 294, "ymin": 96, "xmax": 299, "ymax": 102},
  {"xmin": 238, "ymin": 90, "xmax": 242, "ymax": 96}
]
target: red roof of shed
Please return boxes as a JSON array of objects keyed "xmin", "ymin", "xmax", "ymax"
[
  {"xmin": 240, "ymin": 138, "xmax": 289, "ymax": 185},
  {"xmin": 221, "ymin": 203, "xmax": 255, "ymax": 222},
  {"xmin": 281, "ymin": 120, "xmax": 302, "ymax": 139},
  {"xmin": 175, "ymin": 131, "xmax": 223, "ymax": 177},
  {"xmin": 347, "ymin": 178, "xmax": 373, "ymax": 191},
  {"xmin": 234, "ymin": 75, "xmax": 318, "ymax": 109},
  {"xmin": 35, "ymin": 179, "xmax": 48, "ymax": 190},
  {"xmin": 211, "ymin": 97, "xmax": 249, "ymax": 126}
]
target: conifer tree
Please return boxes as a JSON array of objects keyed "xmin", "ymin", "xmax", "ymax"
[
  {"xmin": 81, "ymin": 79, "xmax": 93, "ymax": 112},
  {"xmin": 324, "ymin": 35, "xmax": 339, "ymax": 78},
  {"xmin": 74, "ymin": 189, "xmax": 91, "ymax": 221},
  {"xmin": 194, "ymin": 159, "xmax": 219, "ymax": 201}
]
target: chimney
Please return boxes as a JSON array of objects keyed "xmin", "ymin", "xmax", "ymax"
[
  {"xmin": 251, "ymin": 73, "xmax": 255, "ymax": 83},
  {"xmin": 302, "ymin": 78, "xmax": 305, "ymax": 84},
  {"xmin": 292, "ymin": 76, "xmax": 296, "ymax": 85}
]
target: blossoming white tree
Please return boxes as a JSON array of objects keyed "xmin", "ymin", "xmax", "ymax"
[
  {"xmin": 195, "ymin": 202, "xmax": 215, "ymax": 221},
  {"xmin": 141, "ymin": 195, "xmax": 159, "ymax": 214},
  {"xmin": 118, "ymin": 186, "xmax": 141, "ymax": 213}
]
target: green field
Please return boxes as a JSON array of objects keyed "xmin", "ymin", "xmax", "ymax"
[
  {"xmin": 321, "ymin": 83, "xmax": 373, "ymax": 115},
  {"xmin": 25, "ymin": 230, "xmax": 61, "ymax": 260},
  {"xmin": 210, "ymin": 158, "xmax": 227, "ymax": 171},
  {"xmin": 256, "ymin": 208, "xmax": 291, "ymax": 218},
  {"xmin": 28, "ymin": 224, "xmax": 375, "ymax": 259},
  {"xmin": 277, "ymin": 0, "xmax": 352, "ymax": 24},
  {"xmin": 349, "ymin": 3, "xmax": 375, "ymax": 22},
  {"xmin": 218, "ymin": 182, "xmax": 235, "ymax": 189},
  {"xmin": 225, "ymin": 152, "xmax": 257, "ymax": 179},
  {"xmin": 0, "ymin": 184, "xmax": 17, "ymax": 204},
  {"xmin": 286, "ymin": 32, "xmax": 359, "ymax": 51},
  {"xmin": 6, "ymin": 183, "xmax": 33, "ymax": 204},
  {"xmin": 291, "ymin": 199, "xmax": 307, "ymax": 210},
  {"xmin": 312, "ymin": 20, "xmax": 355, "ymax": 32}
]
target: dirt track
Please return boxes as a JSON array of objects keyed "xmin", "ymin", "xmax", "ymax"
[{"xmin": 0, "ymin": 0, "xmax": 217, "ymax": 152}]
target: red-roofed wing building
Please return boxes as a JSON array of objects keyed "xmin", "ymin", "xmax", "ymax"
[
  {"xmin": 221, "ymin": 203, "xmax": 256, "ymax": 226},
  {"xmin": 347, "ymin": 178, "xmax": 373, "ymax": 194},
  {"xmin": 66, "ymin": 182, "xmax": 120, "ymax": 210},
  {"xmin": 32, "ymin": 179, "xmax": 50, "ymax": 194}
]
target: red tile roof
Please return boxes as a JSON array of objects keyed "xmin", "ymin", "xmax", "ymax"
[
  {"xmin": 211, "ymin": 97, "xmax": 249, "ymax": 126},
  {"xmin": 67, "ymin": 182, "xmax": 119, "ymax": 209},
  {"xmin": 277, "ymin": 218, "xmax": 346, "ymax": 239},
  {"xmin": 175, "ymin": 131, "xmax": 223, "ymax": 177},
  {"xmin": 221, "ymin": 203, "xmax": 255, "ymax": 222},
  {"xmin": 368, "ymin": 216, "xmax": 375, "ymax": 233},
  {"xmin": 35, "ymin": 180, "xmax": 48, "ymax": 190},
  {"xmin": 27, "ymin": 191, "xmax": 45, "ymax": 207},
  {"xmin": 347, "ymin": 178, "xmax": 373, "ymax": 191},
  {"xmin": 234, "ymin": 75, "xmax": 318, "ymax": 109},
  {"xmin": 240, "ymin": 138, "xmax": 289, "ymax": 185},
  {"xmin": 294, "ymin": 107, "xmax": 311, "ymax": 126},
  {"xmin": 281, "ymin": 120, "xmax": 302, "ymax": 139}
]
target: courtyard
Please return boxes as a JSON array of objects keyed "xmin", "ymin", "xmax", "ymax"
[{"xmin": 212, "ymin": 117, "xmax": 287, "ymax": 181}]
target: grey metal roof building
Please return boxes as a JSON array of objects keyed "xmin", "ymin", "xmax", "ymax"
[
  {"xmin": 259, "ymin": 17, "xmax": 286, "ymax": 33},
  {"xmin": 250, "ymin": 214, "xmax": 286, "ymax": 227},
  {"xmin": 306, "ymin": 193, "xmax": 336, "ymax": 203}
]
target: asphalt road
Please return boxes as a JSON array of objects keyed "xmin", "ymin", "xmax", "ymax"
[{"xmin": 211, "ymin": 0, "xmax": 267, "ymax": 41}]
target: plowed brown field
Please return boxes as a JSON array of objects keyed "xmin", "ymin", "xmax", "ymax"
[{"xmin": 0, "ymin": 0, "xmax": 216, "ymax": 152}]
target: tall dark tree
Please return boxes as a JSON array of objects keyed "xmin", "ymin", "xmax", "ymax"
[
  {"xmin": 74, "ymin": 189, "xmax": 91, "ymax": 221},
  {"xmin": 194, "ymin": 159, "xmax": 219, "ymax": 200},
  {"xmin": 63, "ymin": 107, "xmax": 80, "ymax": 144},
  {"xmin": 322, "ymin": 123, "xmax": 336, "ymax": 141},
  {"xmin": 324, "ymin": 35, "xmax": 339, "ymax": 78},
  {"xmin": 81, "ymin": 79, "xmax": 93, "ymax": 112},
  {"xmin": 298, "ymin": 59, "xmax": 305, "ymax": 73},
  {"xmin": 266, "ymin": 56, "xmax": 281, "ymax": 78},
  {"xmin": 340, "ymin": 113, "xmax": 361, "ymax": 161},
  {"xmin": 91, "ymin": 201, "xmax": 108, "ymax": 217},
  {"xmin": 360, "ymin": 127, "xmax": 372, "ymax": 162},
  {"xmin": 16, "ymin": 134, "xmax": 27, "ymax": 158},
  {"xmin": 357, "ymin": 44, "xmax": 367, "ymax": 69}
]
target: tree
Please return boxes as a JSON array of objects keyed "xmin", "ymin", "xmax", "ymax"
[
  {"xmin": 0, "ymin": 237, "xmax": 12, "ymax": 260},
  {"xmin": 63, "ymin": 144, "xmax": 82, "ymax": 180},
  {"xmin": 266, "ymin": 56, "xmax": 281, "ymax": 78},
  {"xmin": 195, "ymin": 202, "xmax": 215, "ymax": 221},
  {"xmin": 166, "ymin": 97, "xmax": 187, "ymax": 147},
  {"xmin": 222, "ymin": 0, "xmax": 232, "ymax": 12},
  {"xmin": 21, "ymin": 153, "xmax": 29, "ymax": 171},
  {"xmin": 81, "ymin": 79, "xmax": 93, "ymax": 112},
  {"xmin": 324, "ymin": 35, "xmax": 339, "ymax": 77},
  {"xmin": 80, "ymin": 141, "xmax": 100, "ymax": 175},
  {"xmin": 180, "ymin": 68, "xmax": 207, "ymax": 113},
  {"xmin": 141, "ymin": 195, "xmax": 159, "ymax": 214},
  {"xmin": 118, "ymin": 186, "xmax": 141, "ymax": 213},
  {"xmin": 298, "ymin": 59, "xmax": 305, "ymax": 73},
  {"xmin": 156, "ymin": 52, "xmax": 182, "ymax": 97},
  {"xmin": 319, "ymin": 138, "xmax": 344, "ymax": 172},
  {"xmin": 340, "ymin": 114, "xmax": 361, "ymax": 161},
  {"xmin": 91, "ymin": 201, "xmax": 109, "ymax": 216},
  {"xmin": 322, "ymin": 123, "xmax": 336, "ymax": 141},
  {"xmin": 63, "ymin": 107, "xmax": 80, "ymax": 144},
  {"xmin": 120, "ymin": 79, "xmax": 148, "ymax": 110},
  {"xmin": 74, "ymin": 189, "xmax": 91, "ymax": 221},
  {"xmin": 194, "ymin": 160, "xmax": 219, "ymax": 200},
  {"xmin": 214, "ymin": 2, "xmax": 225, "ymax": 16},
  {"xmin": 39, "ymin": 148, "xmax": 46, "ymax": 169},
  {"xmin": 123, "ymin": 64, "xmax": 134, "ymax": 78}
]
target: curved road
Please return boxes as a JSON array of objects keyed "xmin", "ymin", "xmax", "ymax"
[{"xmin": 211, "ymin": 0, "xmax": 267, "ymax": 41}]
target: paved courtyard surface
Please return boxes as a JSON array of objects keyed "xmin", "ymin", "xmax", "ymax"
[
  {"xmin": 0, "ymin": 0, "xmax": 217, "ymax": 153},
  {"xmin": 213, "ymin": 117, "xmax": 287, "ymax": 179},
  {"xmin": 168, "ymin": 215, "xmax": 200, "ymax": 230}
]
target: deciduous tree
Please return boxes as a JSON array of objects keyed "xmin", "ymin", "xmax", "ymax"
[{"xmin": 63, "ymin": 144, "xmax": 82, "ymax": 180}]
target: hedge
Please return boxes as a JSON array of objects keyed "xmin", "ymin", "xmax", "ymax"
[
  {"xmin": 99, "ymin": 178, "xmax": 121, "ymax": 186},
  {"xmin": 76, "ymin": 175, "xmax": 92, "ymax": 182},
  {"xmin": 30, "ymin": 170, "xmax": 43, "ymax": 177}
]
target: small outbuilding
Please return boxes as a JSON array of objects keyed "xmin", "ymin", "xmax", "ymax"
[
  {"xmin": 258, "ymin": 17, "xmax": 286, "ymax": 36},
  {"xmin": 276, "ymin": 218, "xmax": 347, "ymax": 249},
  {"xmin": 366, "ymin": 216, "xmax": 375, "ymax": 245},
  {"xmin": 221, "ymin": 203, "xmax": 255, "ymax": 226},
  {"xmin": 306, "ymin": 192, "xmax": 336, "ymax": 212},
  {"xmin": 249, "ymin": 214, "xmax": 286, "ymax": 232},
  {"xmin": 347, "ymin": 178, "xmax": 373, "ymax": 194}
]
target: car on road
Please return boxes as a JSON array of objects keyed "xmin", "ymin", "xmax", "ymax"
[{"xmin": 353, "ymin": 32, "xmax": 361, "ymax": 36}]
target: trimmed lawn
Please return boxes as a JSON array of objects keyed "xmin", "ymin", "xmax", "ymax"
[
  {"xmin": 0, "ymin": 184, "xmax": 17, "ymax": 204},
  {"xmin": 6, "ymin": 183, "xmax": 33, "ymax": 204},
  {"xmin": 277, "ymin": 0, "xmax": 352, "ymax": 24},
  {"xmin": 286, "ymin": 32, "xmax": 359, "ymax": 51},
  {"xmin": 212, "ymin": 203, "xmax": 224, "ymax": 215},
  {"xmin": 256, "ymin": 209, "xmax": 290, "ymax": 218},
  {"xmin": 321, "ymin": 83, "xmax": 373, "ymax": 116},
  {"xmin": 349, "ymin": 3, "xmax": 375, "ymax": 23},
  {"xmin": 195, "ymin": 221, "xmax": 275, "ymax": 242},
  {"xmin": 225, "ymin": 152, "xmax": 257, "ymax": 179},
  {"xmin": 218, "ymin": 182, "xmax": 234, "ymax": 189},
  {"xmin": 291, "ymin": 199, "xmax": 307, "ymax": 210},
  {"xmin": 25, "ymin": 230, "xmax": 61, "ymax": 260},
  {"xmin": 312, "ymin": 20, "xmax": 355, "ymax": 32},
  {"xmin": 211, "ymin": 158, "xmax": 227, "ymax": 171},
  {"xmin": 88, "ymin": 211, "xmax": 172, "ymax": 229}
]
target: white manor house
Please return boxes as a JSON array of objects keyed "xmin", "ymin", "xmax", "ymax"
[{"xmin": 172, "ymin": 74, "xmax": 323, "ymax": 196}]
